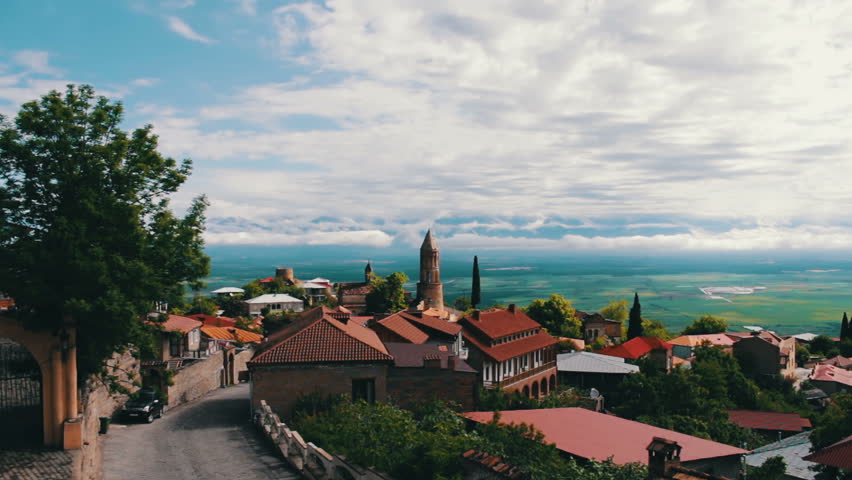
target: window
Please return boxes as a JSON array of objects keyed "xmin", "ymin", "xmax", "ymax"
[
  {"xmin": 352, "ymin": 378, "xmax": 375, "ymax": 403},
  {"xmin": 169, "ymin": 335, "xmax": 180, "ymax": 357}
]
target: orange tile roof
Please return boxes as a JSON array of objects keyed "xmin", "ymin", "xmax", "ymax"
[
  {"xmin": 201, "ymin": 326, "xmax": 263, "ymax": 344},
  {"xmin": 250, "ymin": 306, "xmax": 392, "ymax": 365},
  {"xmin": 464, "ymin": 408, "xmax": 747, "ymax": 465},
  {"xmin": 461, "ymin": 307, "xmax": 542, "ymax": 340},
  {"xmin": 376, "ymin": 313, "xmax": 429, "ymax": 344},
  {"xmin": 599, "ymin": 337, "xmax": 673, "ymax": 360},
  {"xmin": 669, "ymin": 334, "xmax": 735, "ymax": 348},
  {"xmin": 156, "ymin": 315, "xmax": 202, "ymax": 334},
  {"xmin": 463, "ymin": 330, "xmax": 557, "ymax": 362},
  {"xmin": 726, "ymin": 410, "xmax": 811, "ymax": 432},
  {"xmin": 187, "ymin": 314, "xmax": 237, "ymax": 328},
  {"xmin": 403, "ymin": 312, "xmax": 462, "ymax": 336}
]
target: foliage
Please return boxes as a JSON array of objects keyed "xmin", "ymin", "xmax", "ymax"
[
  {"xmin": 589, "ymin": 336, "xmax": 607, "ymax": 351},
  {"xmin": 681, "ymin": 314, "xmax": 728, "ymax": 335},
  {"xmin": 797, "ymin": 345, "xmax": 812, "ymax": 365},
  {"xmin": 840, "ymin": 339, "xmax": 852, "ymax": 357},
  {"xmin": 476, "ymin": 386, "xmax": 598, "ymax": 412},
  {"xmin": 810, "ymin": 394, "xmax": 852, "ymax": 480},
  {"xmin": 600, "ymin": 299, "xmax": 629, "ymax": 323},
  {"xmin": 234, "ymin": 316, "xmax": 261, "ymax": 333},
  {"xmin": 218, "ymin": 295, "xmax": 248, "ymax": 318},
  {"xmin": 453, "ymin": 295, "xmax": 472, "ymax": 312},
  {"xmin": 187, "ymin": 294, "xmax": 217, "ymax": 315},
  {"xmin": 627, "ymin": 293, "xmax": 643, "ymax": 340},
  {"xmin": 0, "ymin": 85, "xmax": 209, "ymax": 377},
  {"xmin": 471, "ymin": 255, "xmax": 481, "ymax": 308},
  {"xmin": 810, "ymin": 335, "xmax": 839, "ymax": 358},
  {"xmin": 365, "ymin": 272, "xmax": 409, "ymax": 314},
  {"xmin": 641, "ymin": 318, "xmax": 672, "ymax": 340},
  {"xmin": 524, "ymin": 294, "xmax": 580, "ymax": 337},
  {"xmin": 241, "ymin": 278, "xmax": 306, "ymax": 300},
  {"xmin": 746, "ymin": 456, "xmax": 786, "ymax": 480}
]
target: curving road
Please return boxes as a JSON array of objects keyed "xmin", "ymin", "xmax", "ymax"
[{"xmin": 103, "ymin": 383, "xmax": 301, "ymax": 480}]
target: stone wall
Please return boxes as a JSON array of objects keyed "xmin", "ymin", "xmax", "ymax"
[
  {"xmin": 387, "ymin": 366, "xmax": 477, "ymax": 411},
  {"xmin": 254, "ymin": 399, "xmax": 393, "ymax": 480},
  {"xmin": 76, "ymin": 351, "xmax": 140, "ymax": 480},
  {"xmin": 233, "ymin": 347, "xmax": 253, "ymax": 379},
  {"xmin": 166, "ymin": 350, "xmax": 224, "ymax": 407}
]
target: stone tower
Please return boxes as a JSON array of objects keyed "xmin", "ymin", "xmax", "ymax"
[{"xmin": 417, "ymin": 230, "xmax": 444, "ymax": 311}]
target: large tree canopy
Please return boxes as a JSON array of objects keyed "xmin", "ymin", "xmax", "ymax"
[
  {"xmin": 524, "ymin": 294, "xmax": 580, "ymax": 338},
  {"xmin": 0, "ymin": 85, "xmax": 210, "ymax": 376}
]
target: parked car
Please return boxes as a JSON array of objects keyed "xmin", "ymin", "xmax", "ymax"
[{"xmin": 121, "ymin": 390, "xmax": 164, "ymax": 423}]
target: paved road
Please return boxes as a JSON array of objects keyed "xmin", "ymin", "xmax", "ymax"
[{"xmin": 103, "ymin": 384, "xmax": 302, "ymax": 480}]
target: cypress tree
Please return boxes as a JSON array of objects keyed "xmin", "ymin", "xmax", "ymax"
[
  {"xmin": 471, "ymin": 256, "xmax": 481, "ymax": 308},
  {"xmin": 842, "ymin": 312, "xmax": 849, "ymax": 341},
  {"xmin": 627, "ymin": 292, "xmax": 643, "ymax": 340}
]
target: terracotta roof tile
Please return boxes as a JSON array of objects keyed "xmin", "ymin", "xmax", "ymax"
[
  {"xmin": 725, "ymin": 410, "xmax": 812, "ymax": 432},
  {"xmin": 810, "ymin": 364, "xmax": 852, "ymax": 387},
  {"xmin": 464, "ymin": 408, "xmax": 747, "ymax": 465},
  {"xmin": 376, "ymin": 314, "xmax": 429, "ymax": 344},
  {"xmin": 402, "ymin": 312, "xmax": 462, "ymax": 336},
  {"xmin": 599, "ymin": 337, "xmax": 673, "ymax": 360},
  {"xmin": 250, "ymin": 306, "xmax": 391, "ymax": 365},
  {"xmin": 152, "ymin": 315, "xmax": 202, "ymax": 334},
  {"xmin": 821, "ymin": 355, "xmax": 852, "ymax": 369},
  {"xmin": 461, "ymin": 308, "xmax": 542, "ymax": 340},
  {"xmin": 669, "ymin": 335, "xmax": 735, "ymax": 348},
  {"xmin": 803, "ymin": 435, "xmax": 852, "ymax": 470},
  {"xmin": 201, "ymin": 326, "xmax": 263, "ymax": 344},
  {"xmin": 187, "ymin": 314, "xmax": 237, "ymax": 328},
  {"xmin": 463, "ymin": 330, "xmax": 557, "ymax": 362}
]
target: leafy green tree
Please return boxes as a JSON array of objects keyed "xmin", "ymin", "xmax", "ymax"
[
  {"xmin": 627, "ymin": 293, "xmax": 643, "ymax": 340},
  {"xmin": 453, "ymin": 295, "xmax": 472, "ymax": 312},
  {"xmin": 810, "ymin": 334, "xmax": 840, "ymax": 358},
  {"xmin": 187, "ymin": 294, "xmax": 217, "ymax": 315},
  {"xmin": 524, "ymin": 294, "xmax": 580, "ymax": 337},
  {"xmin": 365, "ymin": 272, "xmax": 409, "ymax": 314},
  {"xmin": 218, "ymin": 294, "xmax": 248, "ymax": 318},
  {"xmin": 810, "ymin": 394, "xmax": 852, "ymax": 480},
  {"xmin": 796, "ymin": 345, "xmax": 811, "ymax": 365},
  {"xmin": 0, "ymin": 85, "xmax": 209, "ymax": 377},
  {"xmin": 600, "ymin": 299, "xmax": 629, "ymax": 323},
  {"xmin": 748, "ymin": 456, "xmax": 786, "ymax": 480},
  {"xmin": 641, "ymin": 318, "xmax": 672, "ymax": 340},
  {"xmin": 241, "ymin": 280, "xmax": 265, "ymax": 299},
  {"xmin": 681, "ymin": 315, "xmax": 728, "ymax": 335},
  {"xmin": 471, "ymin": 255, "xmax": 481, "ymax": 308}
]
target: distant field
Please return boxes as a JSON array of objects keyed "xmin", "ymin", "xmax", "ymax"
[{"xmin": 204, "ymin": 246, "xmax": 852, "ymax": 337}]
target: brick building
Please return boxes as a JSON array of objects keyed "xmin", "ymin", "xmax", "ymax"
[
  {"xmin": 460, "ymin": 305, "xmax": 558, "ymax": 398},
  {"xmin": 730, "ymin": 331, "xmax": 797, "ymax": 379},
  {"xmin": 248, "ymin": 306, "xmax": 394, "ymax": 418},
  {"xmin": 385, "ymin": 342, "xmax": 478, "ymax": 410},
  {"xmin": 577, "ymin": 311, "xmax": 622, "ymax": 344}
]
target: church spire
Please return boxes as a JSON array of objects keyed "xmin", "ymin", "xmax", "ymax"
[{"xmin": 421, "ymin": 229, "xmax": 439, "ymax": 251}]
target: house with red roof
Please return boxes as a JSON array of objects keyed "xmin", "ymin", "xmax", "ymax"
[
  {"xmin": 725, "ymin": 410, "xmax": 812, "ymax": 437},
  {"xmin": 187, "ymin": 313, "xmax": 237, "ymax": 328},
  {"xmin": 464, "ymin": 408, "xmax": 747, "ymax": 479},
  {"xmin": 599, "ymin": 337, "xmax": 674, "ymax": 372},
  {"xmin": 146, "ymin": 314, "xmax": 204, "ymax": 361},
  {"xmin": 248, "ymin": 306, "xmax": 394, "ymax": 417},
  {"xmin": 803, "ymin": 435, "xmax": 852, "ymax": 472},
  {"xmin": 669, "ymin": 334, "xmax": 735, "ymax": 359},
  {"xmin": 459, "ymin": 305, "xmax": 558, "ymax": 398},
  {"xmin": 370, "ymin": 309, "xmax": 465, "ymax": 357},
  {"xmin": 385, "ymin": 342, "xmax": 478, "ymax": 410},
  {"xmin": 809, "ymin": 364, "xmax": 852, "ymax": 395},
  {"xmin": 732, "ymin": 331, "xmax": 797, "ymax": 379}
]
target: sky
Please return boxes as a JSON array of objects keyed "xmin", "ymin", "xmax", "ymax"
[{"xmin": 3, "ymin": 0, "xmax": 852, "ymax": 251}]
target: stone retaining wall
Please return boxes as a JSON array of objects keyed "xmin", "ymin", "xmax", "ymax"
[
  {"xmin": 167, "ymin": 350, "xmax": 224, "ymax": 407},
  {"xmin": 254, "ymin": 400, "xmax": 394, "ymax": 480},
  {"xmin": 76, "ymin": 351, "xmax": 140, "ymax": 480}
]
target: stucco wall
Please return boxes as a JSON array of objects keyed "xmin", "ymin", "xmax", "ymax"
[
  {"xmin": 250, "ymin": 363, "xmax": 389, "ymax": 419},
  {"xmin": 166, "ymin": 351, "xmax": 224, "ymax": 407},
  {"xmin": 77, "ymin": 351, "xmax": 139, "ymax": 480}
]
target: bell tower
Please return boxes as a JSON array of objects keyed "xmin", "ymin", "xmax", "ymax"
[{"xmin": 417, "ymin": 230, "xmax": 444, "ymax": 311}]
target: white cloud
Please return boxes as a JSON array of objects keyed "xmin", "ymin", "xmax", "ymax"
[
  {"xmin": 13, "ymin": 50, "xmax": 60, "ymax": 76},
  {"xmin": 204, "ymin": 229, "xmax": 394, "ymax": 247},
  {"xmin": 235, "ymin": 0, "xmax": 257, "ymax": 16},
  {"xmin": 132, "ymin": 78, "xmax": 160, "ymax": 87},
  {"xmin": 166, "ymin": 16, "xmax": 213, "ymax": 44}
]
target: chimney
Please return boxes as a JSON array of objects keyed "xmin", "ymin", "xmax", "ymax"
[
  {"xmin": 447, "ymin": 354, "xmax": 456, "ymax": 371},
  {"xmin": 473, "ymin": 310, "xmax": 481, "ymax": 321},
  {"xmin": 508, "ymin": 303, "xmax": 516, "ymax": 313},
  {"xmin": 647, "ymin": 437, "xmax": 682, "ymax": 480},
  {"xmin": 423, "ymin": 354, "xmax": 441, "ymax": 369}
]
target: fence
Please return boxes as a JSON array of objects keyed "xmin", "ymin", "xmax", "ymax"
[{"xmin": 254, "ymin": 400, "xmax": 394, "ymax": 480}]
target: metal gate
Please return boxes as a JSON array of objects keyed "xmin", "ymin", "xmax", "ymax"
[{"xmin": 0, "ymin": 338, "xmax": 43, "ymax": 447}]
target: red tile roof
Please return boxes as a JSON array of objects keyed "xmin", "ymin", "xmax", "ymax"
[
  {"xmin": 249, "ymin": 306, "xmax": 392, "ymax": 365},
  {"xmin": 803, "ymin": 435, "xmax": 852, "ymax": 470},
  {"xmin": 464, "ymin": 408, "xmax": 747, "ymax": 465},
  {"xmin": 462, "ymin": 307, "xmax": 542, "ymax": 340},
  {"xmin": 463, "ymin": 330, "xmax": 557, "ymax": 362},
  {"xmin": 821, "ymin": 356, "xmax": 852, "ymax": 369},
  {"xmin": 402, "ymin": 312, "xmax": 462, "ymax": 336},
  {"xmin": 153, "ymin": 315, "xmax": 202, "ymax": 334},
  {"xmin": 376, "ymin": 314, "xmax": 429, "ymax": 344},
  {"xmin": 725, "ymin": 410, "xmax": 812, "ymax": 432},
  {"xmin": 810, "ymin": 364, "xmax": 852, "ymax": 387},
  {"xmin": 385, "ymin": 343, "xmax": 476, "ymax": 373},
  {"xmin": 669, "ymin": 334, "xmax": 735, "ymax": 348},
  {"xmin": 187, "ymin": 314, "xmax": 237, "ymax": 328},
  {"xmin": 599, "ymin": 337, "xmax": 673, "ymax": 360},
  {"xmin": 338, "ymin": 282, "xmax": 372, "ymax": 295},
  {"xmin": 201, "ymin": 326, "xmax": 263, "ymax": 344}
]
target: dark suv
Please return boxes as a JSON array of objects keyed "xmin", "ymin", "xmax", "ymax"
[{"xmin": 121, "ymin": 390, "xmax": 164, "ymax": 423}]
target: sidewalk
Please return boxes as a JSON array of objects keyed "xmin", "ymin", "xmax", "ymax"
[{"xmin": 0, "ymin": 448, "xmax": 78, "ymax": 480}]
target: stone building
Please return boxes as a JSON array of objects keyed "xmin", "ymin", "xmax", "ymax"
[
  {"xmin": 416, "ymin": 230, "xmax": 444, "ymax": 312},
  {"xmin": 731, "ymin": 331, "xmax": 797, "ymax": 379},
  {"xmin": 460, "ymin": 305, "xmax": 558, "ymax": 398},
  {"xmin": 336, "ymin": 262, "xmax": 374, "ymax": 314},
  {"xmin": 385, "ymin": 342, "xmax": 478, "ymax": 410}
]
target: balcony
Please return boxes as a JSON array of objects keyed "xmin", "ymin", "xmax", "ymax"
[{"xmin": 483, "ymin": 361, "xmax": 556, "ymax": 389}]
